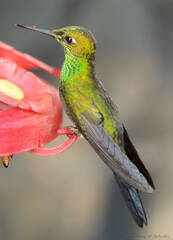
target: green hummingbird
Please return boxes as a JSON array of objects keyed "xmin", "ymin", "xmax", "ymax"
[{"xmin": 17, "ymin": 24, "xmax": 155, "ymax": 227}]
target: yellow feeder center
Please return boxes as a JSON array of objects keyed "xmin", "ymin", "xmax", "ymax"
[{"xmin": 0, "ymin": 79, "xmax": 24, "ymax": 100}]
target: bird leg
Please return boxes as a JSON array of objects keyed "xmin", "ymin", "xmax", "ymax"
[{"xmin": 57, "ymin": 126, "xmax": 79, "ymax": 137}]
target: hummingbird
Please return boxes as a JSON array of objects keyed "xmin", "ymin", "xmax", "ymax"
[{"xmin": 17, "ymin": 24, "xmax": 155, "ymax": 227}]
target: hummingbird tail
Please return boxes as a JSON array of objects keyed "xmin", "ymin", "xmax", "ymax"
[
  {"xmin": 123, "ymin": 126, "xmax": 155, "ymax": 190},
  {"xmin": 115, "ymin": 175, "xmax": 147, "ymax": 227}
]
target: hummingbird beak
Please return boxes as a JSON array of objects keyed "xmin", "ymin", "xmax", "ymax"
[{"xmin": 16, "ymin": 24, "xmax": 54, "ymax": 38}]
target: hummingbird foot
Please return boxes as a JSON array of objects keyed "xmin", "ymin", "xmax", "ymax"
[
  {"xmin": 67, "ymin": 126, "xmax": 79, "ymax": 137},
  {"xmin": 57, "ymin": 126, "xmax": 79, "ymax": 137}
]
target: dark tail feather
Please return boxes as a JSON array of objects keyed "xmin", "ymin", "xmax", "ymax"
[
  {"xmin": 115, "ymin": 174, "xmax": 147, "ymax": 227},
  {"xmin": 123, "ymin": 126, "xmax": 155, "ymax": 190}
]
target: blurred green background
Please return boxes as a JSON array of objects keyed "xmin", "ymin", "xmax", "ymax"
[{"xmin": 0, "ymin": 0, "xmax": 173, "ymax": 239}]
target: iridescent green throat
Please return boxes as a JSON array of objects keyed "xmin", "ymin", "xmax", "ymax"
[{"xmin": 60, "ymin": 52, "xmax": 95, "ymax": 83}]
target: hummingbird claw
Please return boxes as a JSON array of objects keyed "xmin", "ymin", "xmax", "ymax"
[
  {"xmin": 57, "ymin": 126, "xmax": 79, "ymax": 137},
  {"xmin": 1, "ymin": 155, "xmax": 13, "ymax": 168},
  {"xmin": 66, "ymin": 126, "xmax": 79, "ymax": 137}
]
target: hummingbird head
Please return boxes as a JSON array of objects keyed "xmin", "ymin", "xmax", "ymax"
[
  {"xmin": 52, "ymin": 26, "xmax": 96, "ymax": 58},
  {"xmin": 16, "ymin": 25, "xmax": 96, "ymax": 58}
]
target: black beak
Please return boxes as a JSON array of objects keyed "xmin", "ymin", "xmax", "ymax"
[{"xmin": 16, "ymin": 24, "xmax": 53, "ymax": 37}]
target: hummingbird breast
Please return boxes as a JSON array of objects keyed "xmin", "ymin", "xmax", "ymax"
[{"xmin": 59, "ymin": 74, "xmax": 119, "ymax": 140}]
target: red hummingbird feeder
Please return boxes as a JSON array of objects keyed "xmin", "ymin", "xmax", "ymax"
[{"xmin": 0, "ymin": 41, "xmax": 78, "ymax": 165}]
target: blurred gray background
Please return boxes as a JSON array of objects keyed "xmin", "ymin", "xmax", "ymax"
[{"xmin": 0, "ymin": 0, "xmax": 173, "ymax": 239}]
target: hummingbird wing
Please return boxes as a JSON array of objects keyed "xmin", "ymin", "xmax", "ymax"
[{"xmin": 80, "ymin": 109, "xmax": 154, "ymax": 193}]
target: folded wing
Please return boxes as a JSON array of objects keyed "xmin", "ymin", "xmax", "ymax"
[{"xmin": 81, "ymin": 110, "xmax": 154, "ymax": 193}]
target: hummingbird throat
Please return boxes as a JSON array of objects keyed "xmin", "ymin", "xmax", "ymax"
[{"xmin": 60, "ymin": 52, "xmax": 95, "ymax": 82}]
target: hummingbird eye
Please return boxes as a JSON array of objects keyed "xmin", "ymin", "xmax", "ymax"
[{"xmin": 64, "ymin": 36, "xmax": 76, "ymax": 44}]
